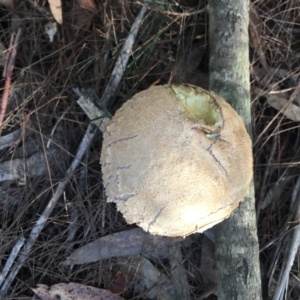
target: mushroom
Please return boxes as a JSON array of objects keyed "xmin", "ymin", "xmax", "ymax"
[{"xmin": 100, "ymin": 84, "xmax": 253, "ymax": 237}]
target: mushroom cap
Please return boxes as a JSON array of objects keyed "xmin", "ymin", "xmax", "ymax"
[{"xmin": 100, "ymin": 84, "xmax": 253, "ymax": 237}]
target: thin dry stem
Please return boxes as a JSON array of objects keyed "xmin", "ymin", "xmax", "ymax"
[{"xmin": 0, "ymin": 28, "xmax": 22, "ymax": 129}]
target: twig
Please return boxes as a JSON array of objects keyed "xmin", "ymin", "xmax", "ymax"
[
  {"xmin": 0, "ymin": 123, "xmax": 98, "ymax": 296},
  {"xmin": 0, "ymin": 237, "xmax": 25, "ymax": 286},
  {"xmin": 0, "ymin": 28, "xmax": 22, "ymax": 129},
  {"xmin": 74, "ymin": 87, "xmax": 110, "ymax": 133},
  {"xmin": 100, "ymin": 4, "xmax": 148, "ymax": 108}
]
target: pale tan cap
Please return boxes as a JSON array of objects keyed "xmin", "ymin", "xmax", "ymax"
[{"xmin": 101, "ymin": 84, "xmax": 253, "ymax": 237}]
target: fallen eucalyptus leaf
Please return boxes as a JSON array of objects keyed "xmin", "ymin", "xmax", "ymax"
[
  {"xmin": 48, "ymin": 0, "xmax": 62, "ymax": 24},
  {"xmin": 63, "ymin": 228, "xmax": 182, "ymax": 265}
]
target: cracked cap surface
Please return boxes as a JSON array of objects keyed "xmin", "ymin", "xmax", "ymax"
[{"xmin": 100, "ymin": 84, "xmax": 253, "ymax": 237}]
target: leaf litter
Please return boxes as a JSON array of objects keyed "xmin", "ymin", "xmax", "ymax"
[{"xmin": 0, "ymin": 0, "xmax": 299, "ymax": 299}]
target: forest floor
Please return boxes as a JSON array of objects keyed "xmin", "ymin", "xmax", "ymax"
[{"xmin": 0, "ymin": 1, "xmax": 299, "ymax": 299}]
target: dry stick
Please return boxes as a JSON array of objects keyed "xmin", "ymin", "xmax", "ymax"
[
  {"xmin": 0, "ymin": 28, "xmax": 22, "ymax": 129},
  {"xmin": 209, "ymin": 1, "xmax": 262, "ymax": 299},
  {"xmin": 0, "ymin": 237, "xmax": 25, "ymax": 286},
  {"xmin": 0, "ymin": 123, "xmax": 98, "ymax": 295},
  {"xmin": 100, "ymin": 4, "xmax": 148, "ymax": 108}
]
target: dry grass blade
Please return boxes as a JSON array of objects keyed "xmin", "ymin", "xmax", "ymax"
[
  {"xmin": 0, "ymin": 28, "xmax": 22, "ymax": 129},
  {"xmin": 0, "ymin": 237, "xmax": 25, "ymax": 286}
]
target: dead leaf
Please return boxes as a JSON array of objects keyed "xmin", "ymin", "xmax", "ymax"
[
  {"xmin": 109, "ymin": 272, "xmax": 127, "ymax": 295},
  {"xmin": 48, "ymin": 0, "xmax": 63, "ymax": 24},
  {"xmin": 32, "ymin": 283, "xmax": 124, "ymax": 300},
  {"xmin": 63, "ymin": 228, "xmax": 183, "ymax": 265},
  {"xmin": 78, "ymin": 0, "xmax": 96, "ymax": 11}
]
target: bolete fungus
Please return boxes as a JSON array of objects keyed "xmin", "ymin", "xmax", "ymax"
[{"xmin": 100, "ymin": 84, "xmax": 253, "ymax": 237}]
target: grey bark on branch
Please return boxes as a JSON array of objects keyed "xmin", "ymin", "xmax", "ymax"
[{"xmin": 209, "ymin": 1, "xmax": 262, "ymax": 299}]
